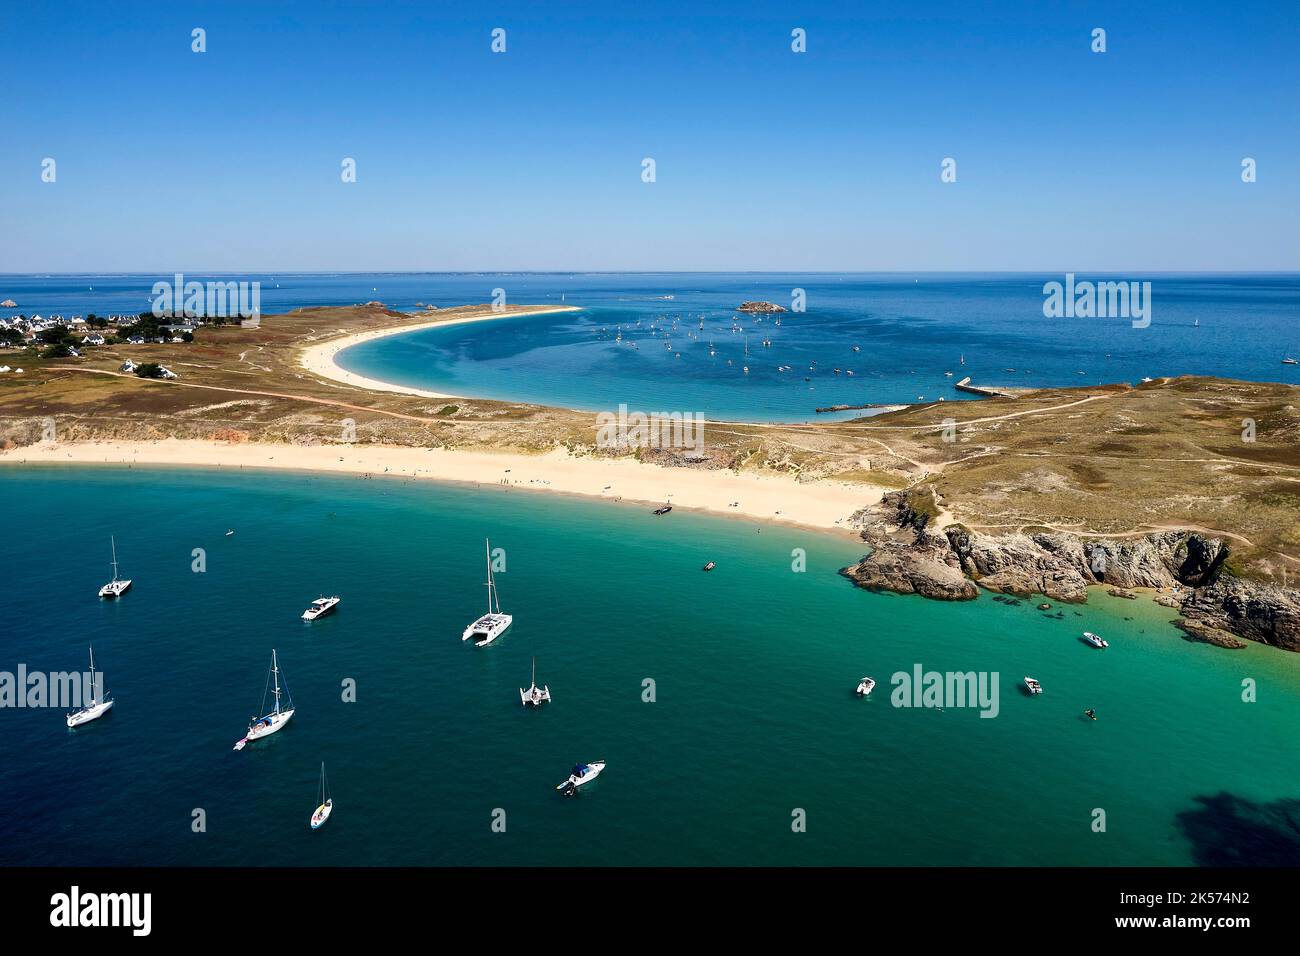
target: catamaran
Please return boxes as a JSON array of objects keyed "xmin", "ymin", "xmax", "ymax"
[
  {"xmin": 97, "ymin": 535, "xmax": 132, "ymax": 598},
  {"xmin": 302, "ymin": 596, "xmax": 340, "ymax": 621},
  {"xmin": 1082, "ymin": 631, "xmax": 1109, "ymax": 649},
  {"xmin": 310, "ymin": 762, "xmax": 333, "ymax": 829},
  {"xmin": 519, "ymin": 656, "xmax": 551, "ymax": 706},
  {"xmin": 556, "ymin": 760, "xmax": 605, "ymax": 792},
  {"xmin": 66, "ymin": 647, "xmax": 114, "ymax": 728},
  {"xmin": 462, "ymin": 538, "xmax": 512, "ymax": 646},
  {"xmin": 233, "ymin": 650, "xmax": 295, "ymax": 750},
  {"xmin": 856, "ymin": 676, "xmax": 876, "ymax": 696}
]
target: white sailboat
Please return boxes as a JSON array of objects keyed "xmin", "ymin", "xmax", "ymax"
[
  {"xmin": 462, "ymin": 538, "xmax": 512, "ymax": 646},
  {"xmin": 519, "ymin": 656, "xmax": 551, "ymax": 706},
  {"xmin": 310, "ymin": 762, "xmax": 333, "ymax": 829},
  {"xmin": 97, "ymin": 535, "xmax": 132, "ymax": 598},
  {"xmin": 66, "ymin": 647, "xmax": 114, "ymax": 727},
  {"xmin": 233, "ymin": 649, "xmax": 295, "ymax": 750}
]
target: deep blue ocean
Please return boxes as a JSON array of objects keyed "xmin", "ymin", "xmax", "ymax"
[{"xmin": 3, "ymin": 272, "xmax": 1297, "ymax": 422}]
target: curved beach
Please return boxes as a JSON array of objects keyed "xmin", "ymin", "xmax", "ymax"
[{"xmin": 298, "ymin": 305, "xmax": 581, "ymax": 399}]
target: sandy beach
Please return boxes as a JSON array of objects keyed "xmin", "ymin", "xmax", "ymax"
[
  {"xmin": 2, "ymin": 439, "xmax": 880, "ymax": 534},
  {"xmin": 298, "ymin": 305, "xmax": 581, "ymax": 399}
]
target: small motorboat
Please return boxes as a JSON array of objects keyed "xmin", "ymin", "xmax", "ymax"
[
  {"xmin": 856, "ymin": 677, "xmax": 876, "ymax": 697},
  {"xmin": 556, "ymin": 760, "xmax": 605, "ymax": 791},
  {"xmin": 1024, "ymin": 677, "xmax": 1043, "ymax": 695},
  {"xmin": 702, "ymin": 561, "xmax": 716, "ymax": 571},
  {"xmin": 1284, "ymin": 357, "xmax": 1299, "ymax": 366},
  {"xmin": 1082, "ymin": 631, "xmax": 1109, "ymax": 649},
  {"xmin": 225, "ymin": 529, "xmax": 235, "ymax": 536},
  {"xmin": 302, "ymin": 596, "xmax": 340, "ymax": 621},
  {"xmin": 653, "ymin": 505, "xmax": 672, "ymax": 515},
  {"xmin": 1084, "ymin": 709, "xmax": 1097, "ymax": 721}
]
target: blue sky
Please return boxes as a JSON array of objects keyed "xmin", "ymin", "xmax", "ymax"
[{"xmin": 1, "ymin": 0, "xmax": 1296, "ymax": 271}]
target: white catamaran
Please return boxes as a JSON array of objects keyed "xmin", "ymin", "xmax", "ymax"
[
  {"xmin": 462, "ymin": 538, "xmax": 512, "ymax": 646},
  {"xmin": 520, "ymin": 656, "xmax": 551, "ymax": 706},
  {"xmin": 310, "ymin": 762, "xmax": 333, "ymax": 829},
  {"xmin": 233, "ymin": 649, "xmax": 295, "ymax": 750},
  {"xmin": 97, "ymin": 535, "xmax": 132, "ymax": 598},
  {"xmin": 66, "ymin": 647, "xmax": 114, "ymax": 728}
]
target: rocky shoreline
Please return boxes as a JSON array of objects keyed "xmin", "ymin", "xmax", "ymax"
[{"xmin": 841, "ymin": 490, "xmax": 1300, "ymax": 652}]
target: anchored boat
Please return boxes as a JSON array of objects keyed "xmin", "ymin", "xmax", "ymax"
[
  {"xmin": 856, "ymin": 676, "xmax": 876, "ymax": 697},
  {"xmin": 556, "ymin": 760, "xmax": 605, "ymax": 792},
  {"xmin": 66, "ymin": 647, "xmax": 114, "ymax": 728},
  {"xmin": 1082, "ymin": 631, "xmax": 1109, "ymax": 649},
  {"xmin": 1024, "ymin": 676, "xmax": 1043, "ymax": 695},
  {"xmin": 519, "ymin": 657, "xmax": 551, "ymax": 707},
  {"xmin": 310, "ymin": 762, "xmax": 333, "ymax": 829},
  {"xmin": 462, "ymin": 538, "xmax": 512, "ymax": 646},
  {"xmin": 97, "ymin": 535, "xmax": 132, "ymax": 598},
  {"xmin": 302, "ymin": 596, "xmax": 340, "ymax": 621},
  {"xmin": 233, "ymin": 650, "xmax": 295, "ymax": 750}
]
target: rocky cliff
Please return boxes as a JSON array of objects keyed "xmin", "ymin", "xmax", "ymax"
[{"xmin": 841, "ymin": 490, "xmax": 1300, "ymax": 652}]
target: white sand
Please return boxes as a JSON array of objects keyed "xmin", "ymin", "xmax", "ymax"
[
  {"xmin": 2, "ymin": 439, "xmax": 879, "ymax": 535},
  {"xmin": 298, "ymin": 306, "xmax": 581, "ymax": 399}
]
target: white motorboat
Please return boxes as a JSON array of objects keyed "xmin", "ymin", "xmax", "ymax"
[
  {"xmin": 97, "ymin": 535, "xmax": 132, "ymax": 598},
  {"xmin": 856, "ymin": 676, "xmax": 876, "ymax": 697},
  {"xmin": 233, "ymin": 649, "xmax": 295, "ymax": 750},
  {"xmin": 310, "ymin": 762, "xmax": 333, "ymax": 829},
  {"xmin": 462, "ymin": 538, "xmax": 512, "ymax": 646},
  {"xmin": 519, "ymin": 656, "xmax": 551, "ymax": 706},
  {"xmin": 1082, "ymin": 631, "xmax": 1109, "ymax": 649},
  {"xmin": 66, "ymin": 647, "xmax": 114, "ymax": 728},
  {"xmin": 556, "ymin": 760, "xmax": 605, "ymax": 791},
  {"xmin": 1024, "ymin": 676, "xmax": 1043, "ymax": 695},
  {"xmin": 302, "ymin": 596, "xmax": 340, "ymax": 621}
]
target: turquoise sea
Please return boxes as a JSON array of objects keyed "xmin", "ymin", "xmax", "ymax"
[
  {"xmin": 2, "ymin": 466, "xmax": 1298, "ymax": 866},
  {"xmin": 4, "ymin": 272, "xmax": 1299, "ymax": 422}
]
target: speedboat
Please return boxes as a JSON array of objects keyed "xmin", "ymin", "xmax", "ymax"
[
  {"xmin": 1082, "ymin": 631, "xmax": 1109, "ymax": 649},
  {"xmin": 653, "ymin": 505, "xmax": 672, "ymax": 515},
  {"xmin": 1024, "ymin": 677, "xmax": 1043, "ymax": 695},
  {"xmin": 302, "ymin": 596, "xmax": 340, "ymax": 621},
  {"xmin": 702, "ymin": 561, "xmax": 716, "ymax": 571},
  {"xmin": 856, "ymin": 677, "xmax": 876, "ymax": 696},
  {"xmin": 556, "ymin": 760, "xmax": 605, "ymax": 791}
]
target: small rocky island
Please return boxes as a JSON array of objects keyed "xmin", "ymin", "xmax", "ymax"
[
  {"xmin": 0, "ymin": 299, "xmax": 16, "ymax": 308},
  {"xmin": 735, "ymin": 301, "xmax": 787, "ymax": 313}
]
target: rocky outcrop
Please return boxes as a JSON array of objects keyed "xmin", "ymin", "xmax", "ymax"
[
  {"xmin": 0, "ymin": 299, "xmax": 16, "ymax": 308},
  {"xmin": 735, "ymin": 301, "xmax": 787, "ymax": 313},
  {"xmin": 841, "ymin": 489, "xmax": 1300, "ymax": 652}
]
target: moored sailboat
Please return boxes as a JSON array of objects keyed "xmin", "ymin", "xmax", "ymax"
[
  {"xmin": 462, "ymin": 538, "xmax": 512, "ymax": 646},
  {"xmin": 66, "ymin": 647, "xmax": 114, "ymax": 727},
  {"xmin": 519, "ymin": 656, "xmax": 551, "ymax": 706},
  {"xmin": 311, "ymin": 762, "xmax": 333, "ymax": 829},
  {"xmin": 233, "ymin": 650, "xmax": 295, "ymax": 750},
  {"xmin": 98, "ymin": 535, "xmax": 132, "ymax": 598}
]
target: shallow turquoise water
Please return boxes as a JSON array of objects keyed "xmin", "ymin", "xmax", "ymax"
[{"xmin": 1, "ymin": 466, "xmax": 1297, "ymax": 866}]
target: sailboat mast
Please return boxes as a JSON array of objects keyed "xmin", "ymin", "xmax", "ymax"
[
  {"xmin": 88, "ymin": 647, "xmax": 97, "ymax": 706},
  {"xmin": 110, "ymin": 535, "xmax": 119, "ymax": 580},
  {"xmin": 485, "ymin": 538, "xmax": 496, "ymax": 614},
  {"xmin": 272, "ymin": 649, "xmax": 281, "ymax": 715}
]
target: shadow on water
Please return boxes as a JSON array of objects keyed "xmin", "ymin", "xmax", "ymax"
[{"xmin": 1177, "ymin": 792, "xmax": 1300, "ymax": 866}]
